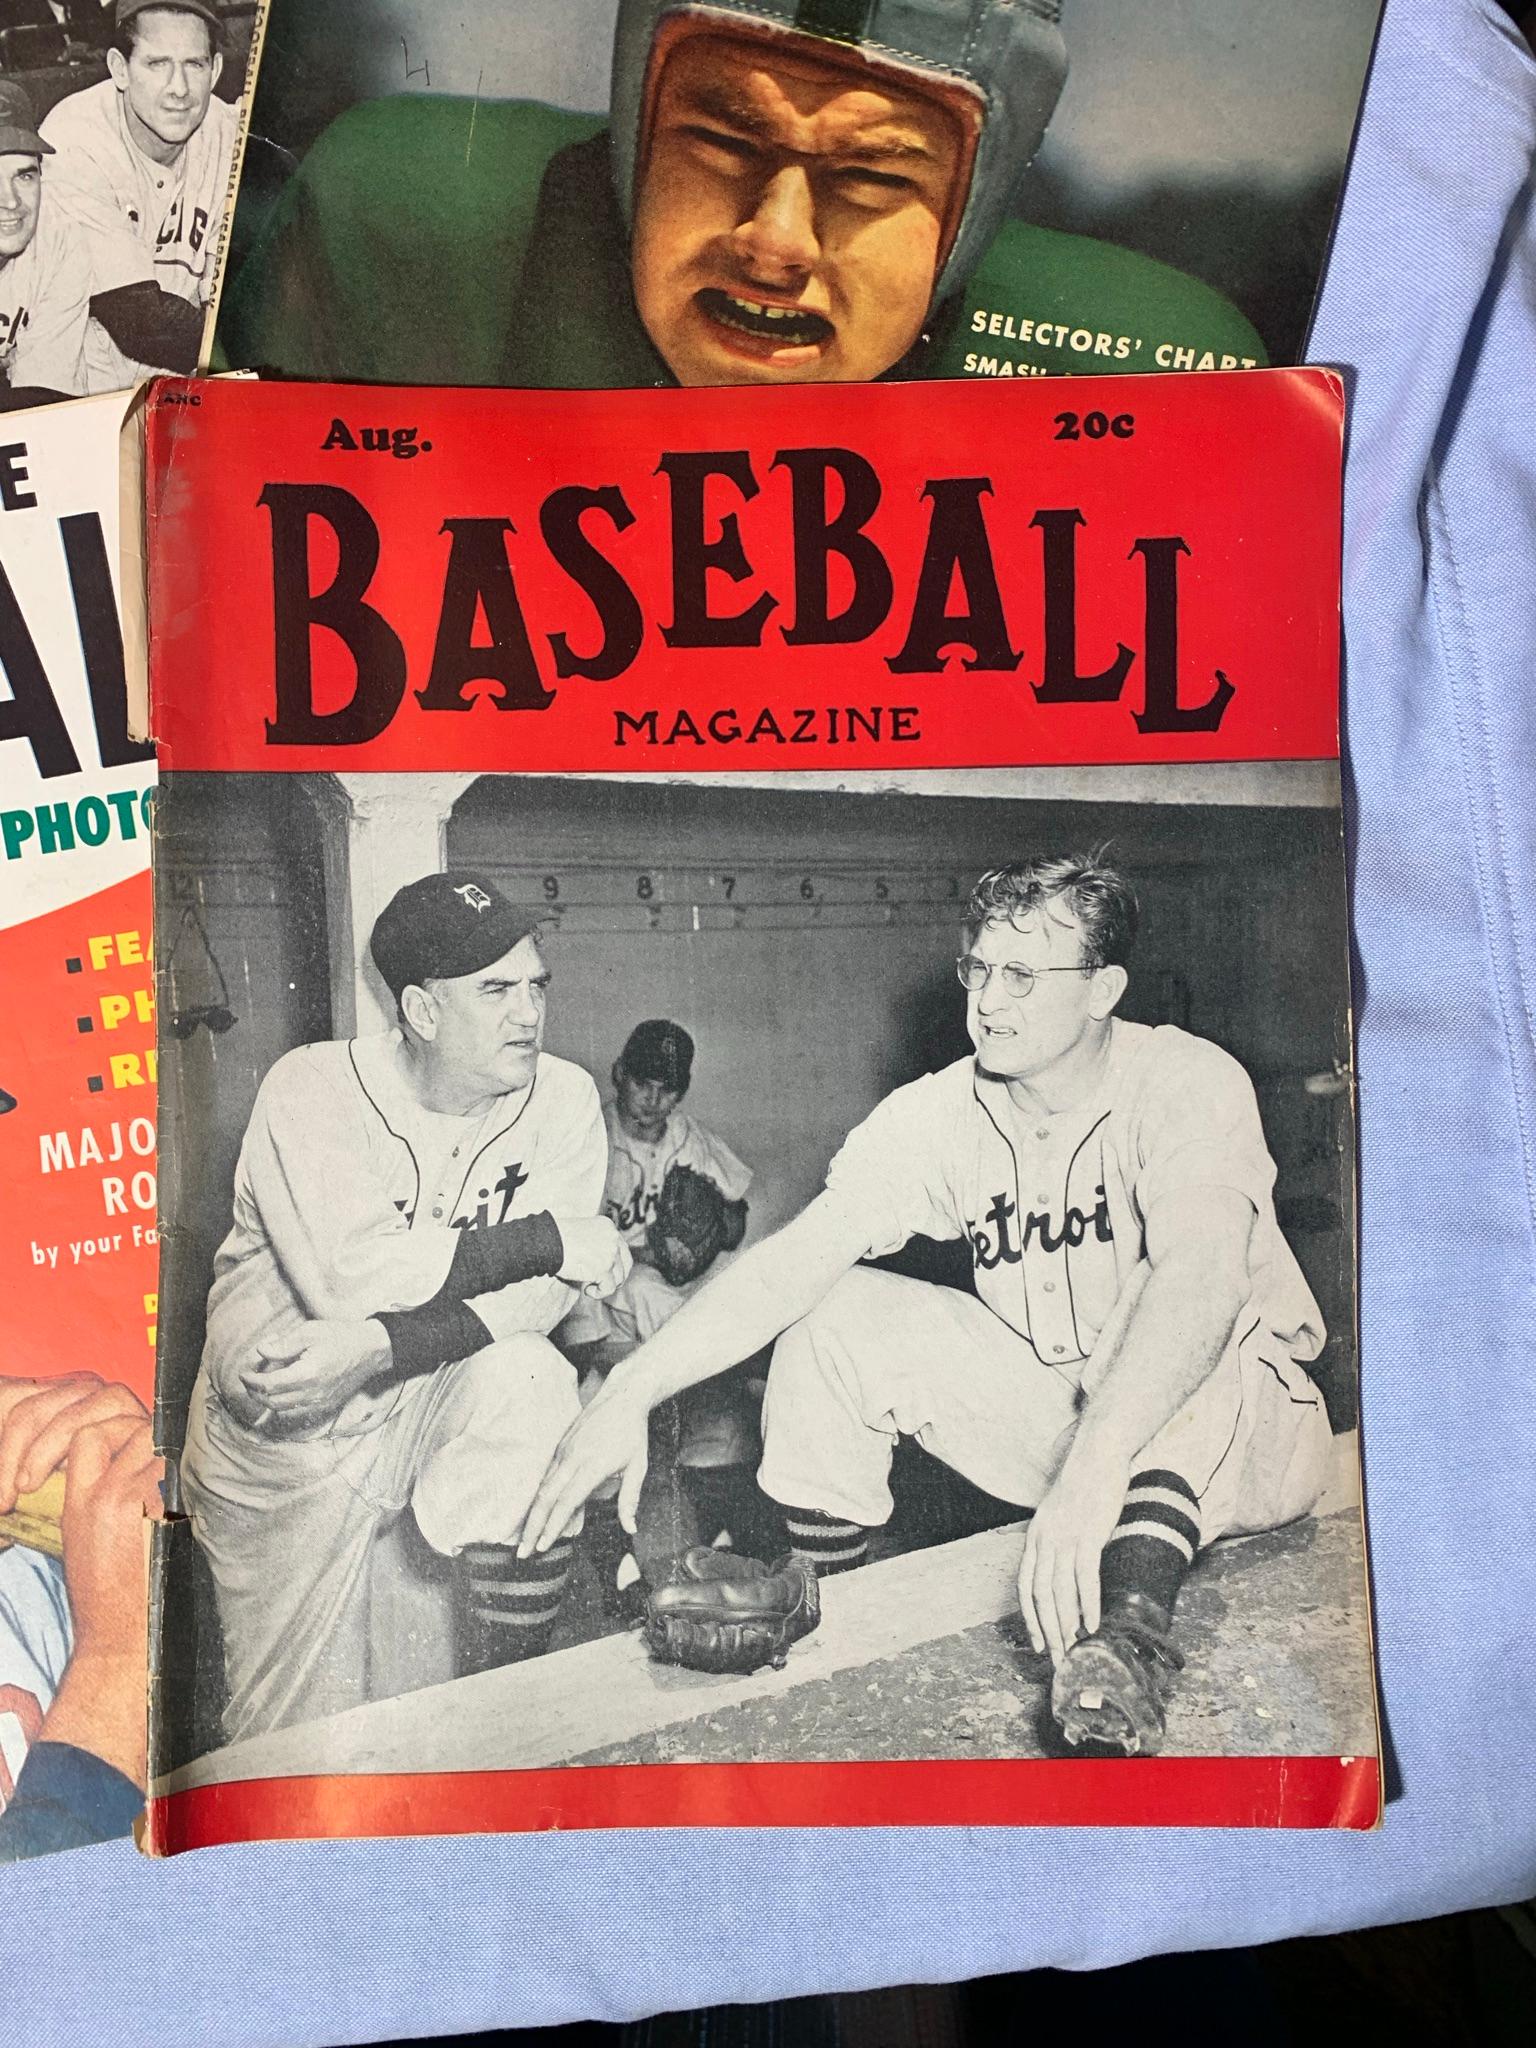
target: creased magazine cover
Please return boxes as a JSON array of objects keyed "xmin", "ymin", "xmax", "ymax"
[
  {"xmin": 0, "ymin": 386, "xmax": 161, "ymax": 1862},
  {"xmin": 0, "ymin": 0, "xmax": 268, "ymax": 413},
  {"xmin": 212, "ymin": 0, "xmax": 1381, "ymax": 392},
  {"xmin": 141, "ymin": 368, "xmax": 1377, "ymax": 1852}
]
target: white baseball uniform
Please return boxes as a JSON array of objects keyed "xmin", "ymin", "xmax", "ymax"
[
  {"xmin": 180, "ymin": 1031, "xmax": 608, "ymax": 1741},
  {"xmin": 0, "ymin": 1545, "xmax": 70, "ymax": 1823},
  {"xmin": 39, "ymin": 78, "xmax": 236, "ymax": 391},
  {"xmin": 603, "ymin": 1103, "xmax": 753, "ymax": 1250},
  {"xmin": 758, "ymin": 1020, "xmax": 1333, "ymax": 1538},
  {"xmin": 0, "ymin": 197, "xmax": 91, "ymax": 397},
  {"xmin": 563, "ymin": 1102, "xmax": 753, "ymax": 1350}
]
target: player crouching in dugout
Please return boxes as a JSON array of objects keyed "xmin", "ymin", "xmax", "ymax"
[
  {"xmin": 179, "ymin": 874, "xmax": 631, "ymax": 1743},
  {"xmin": 523, "ymin": 853, "xmax": 1334, "ymax": 1756}
]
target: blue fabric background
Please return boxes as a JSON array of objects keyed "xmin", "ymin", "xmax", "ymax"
[{"xmin": 8, "ymin": 0, "xmax": 1535, "ymax": 2037}]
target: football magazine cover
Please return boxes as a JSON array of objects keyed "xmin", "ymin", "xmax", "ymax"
[
  {"xmin": 140, "ymin": 368, "xmax": 1377, "ymax": 1853},
  {"xmin": 211, "ymin": 0, "xmax": 1381, "ymax": 392}
]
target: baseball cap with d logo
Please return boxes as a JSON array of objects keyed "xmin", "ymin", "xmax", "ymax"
[{"xmin": 370, "ymin": 871, "xmax": 540, "ymax": 1003}]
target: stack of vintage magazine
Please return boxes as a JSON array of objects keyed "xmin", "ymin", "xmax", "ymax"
[{"xmin": 0, "ymin": 0, "xmax": 1384, "ymax": 1867}]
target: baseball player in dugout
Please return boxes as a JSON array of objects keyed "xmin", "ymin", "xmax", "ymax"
[
  {"xmin": 525, "ymin": 854, "xmax": 1333, "ymax": 1757},
  {"xmin": 179, "ymin": 874, "xmax": 632, "ymax": 1742},
  {"xmin": 40, "ymin": 0, "xmax": 236, "ymax": 389},
  {"xmin": 559, "ymin": 1020, "xmax": 759, "ymax": 1606},
  {"xmin": 0, "ymin": 81, "xmax": 92, "ymax": 406},
  {"xmin": 219, "ymin": 0, "xmax": 1263, "ymax": 387}
]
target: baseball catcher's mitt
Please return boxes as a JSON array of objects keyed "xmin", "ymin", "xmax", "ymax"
[
  {"xmin": 644, "ymin": 1547, "xmax": 821, "ymax": 1675},
  {"xmin": 646, "ymin": 1162, "xmax": 731, "ymax": 1287}
]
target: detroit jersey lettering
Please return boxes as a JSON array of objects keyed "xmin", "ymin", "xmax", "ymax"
[
  {"xmin": 601, "ymin": 1101, "xmax": 752, "ymax": 1247},
  {"xmin": 825, "ymin": 1020, "xmax": 1324, "ymax": 1376},
  {"xmin": 198, "ymin": 1032, "xmax": 607, "ymax": 1431}
]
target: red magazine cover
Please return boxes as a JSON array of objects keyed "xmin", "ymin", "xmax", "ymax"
[
  {"xmin": 142, "ymin": 369, "xmax": 1377, "ymax": 1853},
  {"xmin": 0, "ymin": 389, "xmax": 161, "ymax": 1863}
]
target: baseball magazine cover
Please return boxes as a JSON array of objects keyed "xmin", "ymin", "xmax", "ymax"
[
  {"xmin": 210, "ymin": 0, "xmax": 1382, "ymax": 392},
  {"xmin": 0, "ymin": 385, "xmax": 162, "ymax": 1862},
  {"xmin": 139, "ymin": 368, "xmax": 1379, "ymax": 1854}
]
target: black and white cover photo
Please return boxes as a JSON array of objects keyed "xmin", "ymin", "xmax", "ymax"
[
  {"xmin": 150, "ymin": 765, "xmax": 1375, "ymax": 1797},
  {"xmin": 0, "ymin": 0, "xmax": 263, "ymax": 407}
]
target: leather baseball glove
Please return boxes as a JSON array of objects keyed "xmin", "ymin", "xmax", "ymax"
[
  {"xmin": 644, "ymin": 1547, "xmax": 821, "ymax": 1675},
  {"xmin": 646, "ymin": 1162, "xmax": 732, "ymax": 1287}
]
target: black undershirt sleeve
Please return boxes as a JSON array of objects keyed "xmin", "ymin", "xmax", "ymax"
[
  {"xmin": 368, "ymin": 1212, "xmax": 566, "ymax": 1387},
  {"xmin": 372, "ymin": 1298, "xmax": 495, "ymax": 1387},
  {"xmin": 443, "ymin": 1211, "xmax": 564, "ymax": 1298},
  {"xmin": 89, "ymin": 281, "xmax": 204, "ymax": 373}
]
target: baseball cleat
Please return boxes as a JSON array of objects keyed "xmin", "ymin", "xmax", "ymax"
[
  {"xmin": 600, "ymin": 1550, "xmax": 648, "ymax": 1626},
  {"xmin": 1049, "ymin": 1592, "xmax": 1185, "ymax": 1757}
]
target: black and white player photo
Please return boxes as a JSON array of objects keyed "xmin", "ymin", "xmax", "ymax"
[
  {"xmin": 151, "ymin": 765, "xmax": 1374, "ymax": 1797},
  {"xmin": 0, "ymin": 0, "xmax": 259, "ymax": 407}
]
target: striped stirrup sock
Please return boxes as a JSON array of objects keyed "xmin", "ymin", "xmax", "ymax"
[
  {"xmin": 1100, "ymin": 1468, "xmax": 1200, "ymax": 1613},
  {"xmin": 454, "ymin": 1537, "xmax": 574, "ymax": 1676},
  {"xmin": 783, "ymin": 1506, "xmax": 869, "ymax": 1577}
]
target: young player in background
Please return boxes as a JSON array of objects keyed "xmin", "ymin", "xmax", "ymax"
[{"xmin": 561, "ymin": 1021, "xmax": 767, "ymax": 1607}]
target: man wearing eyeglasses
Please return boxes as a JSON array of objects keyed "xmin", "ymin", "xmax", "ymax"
[{"xmin": 524, "ymin": 851, "xmax": 1332, "ymax": 1756}]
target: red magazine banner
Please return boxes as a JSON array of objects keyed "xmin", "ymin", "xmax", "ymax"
[
  {"xmin": 151, "ymin": 1754, "xmax": 1381, "ymax": 1852},
  {"xmin": 147, "ymin": 371, "xmax": 1341, "ymax": 775}
]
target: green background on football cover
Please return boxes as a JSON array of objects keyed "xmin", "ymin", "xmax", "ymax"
[{"xmin": 214, "ymin": 98, "xmax": 1265, "ymax": 389}]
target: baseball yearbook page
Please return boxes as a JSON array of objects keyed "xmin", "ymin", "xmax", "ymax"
[
  {"xmin": 0, "ymin": 386, "xmax": 163, "ymax": 1863},
  {"xmin": 210, "ymin": 0, "xmax": 1382, "ymax": 393},
  {"xmin": 139, "ymin": 367, "xmax": 1378, "ymax": 1852}
]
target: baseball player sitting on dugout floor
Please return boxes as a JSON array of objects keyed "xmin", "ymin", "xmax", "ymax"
[
  {"xmin": 179, "ymin": 872, "xmax": 631, "ymax": 1743},
  {"xmin": 559, "ymin": 1019, "xmax": 762, "ymax": 1608},
  {"xmin": 522, "ymin": 852, "xmax": 1334, "ymax": 1756}
]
